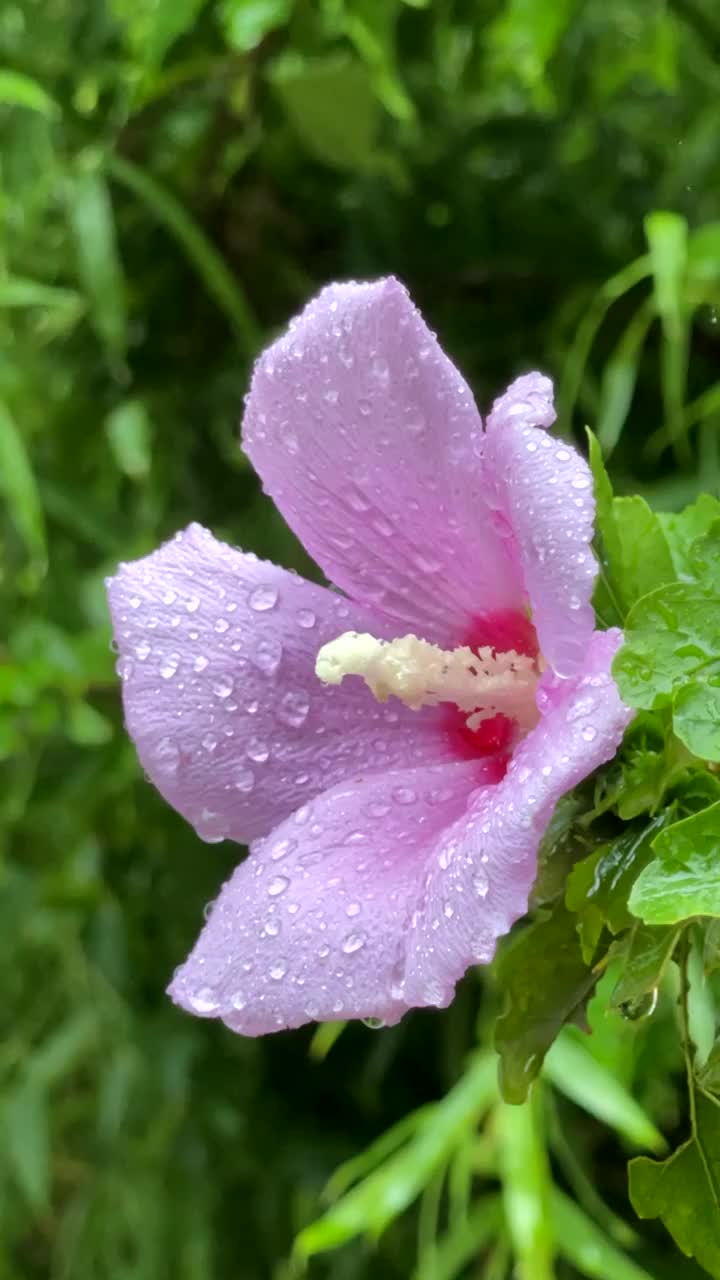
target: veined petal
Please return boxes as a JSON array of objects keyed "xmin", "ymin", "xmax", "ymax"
[
  {"xmin": 168, "ymin": 759, "xmax": 502, "ymax": 1034},
  {"xmin": 107, "ymin": 523, "xmax": 458, "ymax": 846},
  {"xmin": 485, "ymin": 373, "xmax": 597, "ymax": 677},
  {"xmin": 401, "ymin": 629, "xmax": 633, "ymax": 1008},
  {"xmin": 243, "ymin": 277, "xmax": 524, "ymax": 645}
]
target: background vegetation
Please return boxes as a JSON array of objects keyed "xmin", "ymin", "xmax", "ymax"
[{"xmin": 3, "ymin": 0, "xmax": 720, "ymax": 1276}]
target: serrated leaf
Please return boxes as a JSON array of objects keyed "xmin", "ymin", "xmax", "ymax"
[
  {"xmin": 689, "ymin": 521, "xmax": 720, "ymax": 588},
  {"xmin": 630, "ymin": 1090, "xmax": 720, "ymax": 1277},
  {"xmin": 613, "ymin": 582, "xmax": 720, "ymax": 711},
  {"xmin": 673, "ymin": 679, "xmax": 720, "ymax": 761},
  {"xmin": 495, "ymin": 904, "xmax": 597, "ymax": 1104},
  {"xmin": 610, "ymin": 923, "xmax": 680, "ymax": 1017},
  {"xmin": 629, "ymin": 802, "xmax": 720, "ymax": 924},
  {"xmin": 658, "ymin": 495, "xmax": 720, "ymax": 577},
  {"xmin": 566, "ymin": 817, "xmax": 666, "ymax": 960}
]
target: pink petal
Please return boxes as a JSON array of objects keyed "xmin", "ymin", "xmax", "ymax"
[
  {"xmin": 401, "ymin": 629, "xmax": 633, "ymax": 1007},
  {"xmin": 107, "ymin": 523, "xmax": 458, "ymax": 845},
  {"xmin": 167, "ymin": 759, "xmax": 502, "ymax": 1034},
  {"xmin": 485, "ymin": 373, "xmax": 598, "ymax": 676},
  {"xmin": 243, "ymin": 277, "xmax": 524, "ymax": 645}
]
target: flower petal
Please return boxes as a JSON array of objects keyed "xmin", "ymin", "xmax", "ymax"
[
  {"xmin": 167, "ymin": 760, "xmax": 502, "ymax": 1034},
  {"xmin": 485, "ymin": 373, "xmax": 598, "ymax": 676},
  {"xmin": 400, "ymin": 629, "xmax": 633, "ymax": 1008},
  {"xmin": 107, "ymin": 523, "xmax": 458, "ymax": 845},
  {"xmin": 243, "ymin": 277, "xmax": 524, "ymax": 644}
]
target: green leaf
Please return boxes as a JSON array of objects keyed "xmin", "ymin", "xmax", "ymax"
[
  {"xmin": 495, "ymin": 904, "xmax": 596, "ymax": 1104},
  {"xmin": 497, "ymin": 1089, "xmax": 555, "ymax": 1280},
  {"xmin": 413, "ymin": 1197, "xmax": 503, "ymax": 1280},
  {"xmin": 595, "ymin": 299, "xmax": 654, "ymax": 457},
  {"xmin": 609, "ymin": 923, "xmax": 681, "ymax": 1018},
  {"xmin": 108, "ymin": 152, "xmax": 259, "ymax": 353},
  {"xmin": 67, "ymin": 166, "xmax": 128, "ymax": 358},
  {"xmin": 630, "ymin": 1090, "xmax": 720, "ymax": 1277},
  {"xmin": 645, "ymin": 211, "xmax": 690, "ymax": 457},
  {"xmin": 658, "ymin": 494, "xmax": 720, "ymax": 577},
  {"xmin": 613, "ymin": 582, "xmax": 720, "ymax": 710},
  {"xmin": 295, "ymin": 1053, "xmax": 496, "ymax": 1256},
  {"xmin": 219, "ymin": 0, "xmax": 291, "ymax": 51},
  {"xmin": 566, "ymin": 817, "xmax": 666, "ymax": 959},
  {"xmin": 689, "ymin": 521, "xmax": 720, "ymax": 588},
  {"xmin": 0, "ymin": 69, "xmax": 58, "ymax": 117},
  {"xmin": 673, "ymin": 679, "xmax": 720, "ymax": 761},
  {"xmin": 113, "ymin": 0, "xmax": 209, "ymax": 68},
  {"xmin": 0, "ymin": 397, "xmax": 47, "ymax": 580},
  {"xmin": 0, "ymin": 276, "xmax": 82, "ymax": 310},
  {"xmin": 629, "ymin": 803, "xmax": 720, "ymax": 924},
  {"xmin": 270, "ymin": 53, "xmax": 381, "ymax": 173},
  {"xmin": 698, "ymin": 1039, "xmax": 720, "ymax": 1096},
  {"xmin": 105, "ymin": 399, "xmax": 152, "ymax": 480},
  {"xmin": 551, "ymin": 1189, "xmax": 656, "ymax": 1280},
  {"xmin": 544, "ymin": 1029, "xmax": 665, "ymax": 1151},
  {"xmin": 586, "ymin": 436, "xmax": 675, "ymax": 615},
  {"xmin": 66, "ymin": 699, "xmax": 114, "ymax": 746},
  {"xmin": 5, "ymin": 1078, "xmax": 50, "ymax": 1211}
]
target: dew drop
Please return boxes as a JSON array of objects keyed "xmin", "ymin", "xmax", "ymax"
[
  {"xmin": 268, "ymin": 875, "xmax": 290, "ymax": 897},
  {"xmin": 249, "ymin": 586, "xmax": 278, "ymax": 612},
  {"xmin": 188, "ymin": 987, "xmax": 219, "ymax": 1014},
  {"xmin": 269, "ymin": 960, "xmax": 287, "ymax": 981},
  {"xmin": 213, "ymin": 676, "xmax": 234, "ymax": 699},
  {"xmin": 346, "ymin": 902, "xmax": 361, "ymax": 918},
  {"xmin": 246, "ymin": 737, "xmax": 270, "ymax": 763},
  {"xmin": 155, "ymin": 736, "xmax": 180, "ymax": 775},
  {"xmin": 135, "ymin": 639, "xmax": 151, "ymax": 661},
  {"xmin": 234, "ymin": 767, "xmax": 255, "ymax": 793},
  {"xmin": 194, "ymin": 654, "xmax": 209, "ymax": 673},
  {"xmin": 342, "ymin": 931, "xmax": 367, "ymax": 954},
  {"xmin": 278, "ymin": 690, "xmax": 310, "ymax": 728},
  {"xmin": 160, "ymin": 654, "xmax": 180, "ymax": 680},
  {"xmin": 297, "ymin": 609, "xmax": 316, "ymax": 629},
  {"xmin": 362, "ymin": 1016, "xmax": 385, "ymax": 1030}
]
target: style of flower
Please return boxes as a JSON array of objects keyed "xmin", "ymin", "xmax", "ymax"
[{"xmin": 107, "ymin": 277, "xmax": 632, "ymax": 1035}]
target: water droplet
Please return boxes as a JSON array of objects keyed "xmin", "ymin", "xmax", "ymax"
[
  {"xmin": 278, "ymin": 690, "xmax": 310, "ymax": 728},
  {"xmin": 269, "ymin": 960, "xmax": 287, "ymax": 981},
  {"xmin": 473, "ymin": 871, "xmax": 489, "ymax": 898},
  {"xmin": 188, "ymin": 987, "xmax": 219, "ymax": 1014},
  {"xmin": 155, "ymin": 736, "xmax": 180, "ymax": 775},
  {"xmin": 234, "ymin": 767, "xmax": 255, "ymax": 793},
  {"xmin": 159, "ymin": 654, "xmax": 180, "ymax": 679},
  {"xmin": 581, "ymin": 724, "xmax": 597, "ymax": 742},
  {"xmin": 163, "ymin": 588, "xmax": 177, "ymax": 605},
  {"xmin": 214, "ymin": 617, "xmax": 229, "ymax": 634},
  {"xmin": 249, "ymin": 585, "xmax": 278, "ymax": 612},
  {"xmin": 135, "ymin": 639, "xmax": 151, "ymax": 661},
  {"xmin": 268, "ymin": 875, "xmax": 290, "ymax": 897},
  {"xmin": 213, "ymin": 676, "xmax": 234, "ymax": 699},
  {"xmin": 444, "ymin": 902, "xmax": 454, "ymax": 918},
  {"xmin": 231, "ymin": 992, "xmax": 246, "ymax": 1011},
  {"xmin": 362, "ymin": 1016, "xmax": 385, "ymax": 1030},
  {"xmin": 254, "ymin": 638, "xmax": 283, "ymax": 675},
  {"xmin": 392, "ymin": 786, "xmax": 416, "ymax": 805},
  {"xmin": 297, "ymin": 609, "xmax": 316, "ymax": 629},
  {"xmin": 270, "ymin": 838, "xmax": 295, "ymax": 861},
  {"xmin": 194, "ymin": 654, "xmax": 209, "ymax": 673},
  {"xmin": 185, "ymin": 595, "xmax": 200, "ymax": 613},
  {"xmin": 346, "ymin": 902, "xmax": 361, "ymax": 917},
  {"xmin": 571, "ymin": 473, "xmax": 591, "ymax": 490},
  {"xmin": 265, "ymin": 916, "xmax": 281, "ymax": 937},
  {"xmin": 201, "ymin": 731, "xmax": 217, "ymax": 752},
  {"xmin": 247, "ymin": 737, "xmax": 270, "ymax": 763},
  {"xmin": 342, "ymin": 931, "xmax": 367, "ymax": 954}
]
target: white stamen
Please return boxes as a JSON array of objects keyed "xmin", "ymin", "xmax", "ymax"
[{"xmin": 315, "ymin": 632, "xmax": 540, "ymax": 732}]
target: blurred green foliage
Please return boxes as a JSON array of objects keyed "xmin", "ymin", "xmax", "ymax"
[{"xmin": 3, "ymin": 0, "xmax": 720, "ymax": 1276}]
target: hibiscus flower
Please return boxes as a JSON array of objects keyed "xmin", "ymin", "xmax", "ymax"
[{"xmin": 107, "ymin": 278, "xmax": 631, "ymax": 1034}]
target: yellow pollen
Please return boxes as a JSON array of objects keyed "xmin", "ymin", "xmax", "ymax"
[{"xmin": 315, "ymin": 632, "xmax": 540, "ymax": 732}]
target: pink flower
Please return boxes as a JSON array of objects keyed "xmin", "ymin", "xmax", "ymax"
[{"xmin": 107, "ymin": 278, "xmax": 631, "ymax": 1035}]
